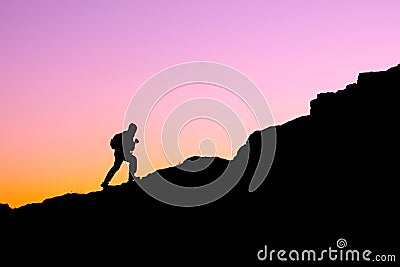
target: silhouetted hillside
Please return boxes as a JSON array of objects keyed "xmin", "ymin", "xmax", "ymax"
[
  {"xmin": 2, "ymin": 64, "xmax": 399, "ymax": 265},
  {"xmin": 158, "ymin": 156, "xmax": 229, "ymax": 187}
]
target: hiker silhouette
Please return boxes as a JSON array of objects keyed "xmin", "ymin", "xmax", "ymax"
[{"xmin": 101, "ymin": 123, "xmax": 139, "ymax": 188}]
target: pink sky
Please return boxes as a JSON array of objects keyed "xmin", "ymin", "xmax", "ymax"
[{"xmin": 1, "ymin": 0, "xmax": 399, "ymax": 208}]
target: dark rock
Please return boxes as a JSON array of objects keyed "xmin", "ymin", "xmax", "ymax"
[{"xmin": 2, "ymin": 64, "xmax": 399, "ymax": 265}]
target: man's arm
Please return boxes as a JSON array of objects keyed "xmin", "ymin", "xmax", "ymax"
[{"xmin": 131, "ymin": 138, "xmax": 139, "ymax": 152}]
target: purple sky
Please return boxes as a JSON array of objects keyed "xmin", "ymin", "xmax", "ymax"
[{"xmin": 1, "ymin": 0, "xmax": 399, "ymax": 208}]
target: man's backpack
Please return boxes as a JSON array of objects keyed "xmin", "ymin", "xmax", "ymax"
[{"xmin": 110, "ymin": 133, "xmax": 122, "ymax": 149}]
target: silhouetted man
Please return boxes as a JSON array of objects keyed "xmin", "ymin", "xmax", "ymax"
[{"xmin": 101, "ymin": 123, "xmax": 139, "ymax": 188}]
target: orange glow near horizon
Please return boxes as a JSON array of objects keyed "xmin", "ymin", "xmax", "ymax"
[{"xmin": 2, "ymin": 1, "xmax": 400, "ymax": 208}]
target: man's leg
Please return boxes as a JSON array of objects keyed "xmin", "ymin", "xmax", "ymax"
[
  {"xmin": 102, "ymin": 156, "xmax": 124, "ymax": 187},
  {"xmin": 126, "ymin": 154, "xmax": 137, "ymax": 182}
]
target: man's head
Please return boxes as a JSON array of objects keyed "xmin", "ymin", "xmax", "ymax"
[{"xmin": 127, "ymin": 123, "xmax": 137, "ymax": 135}]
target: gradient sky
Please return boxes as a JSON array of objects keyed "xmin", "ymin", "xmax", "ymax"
[{"xmin": 1, "ymin": 0, "xmax": 399, "ymax": 208}]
